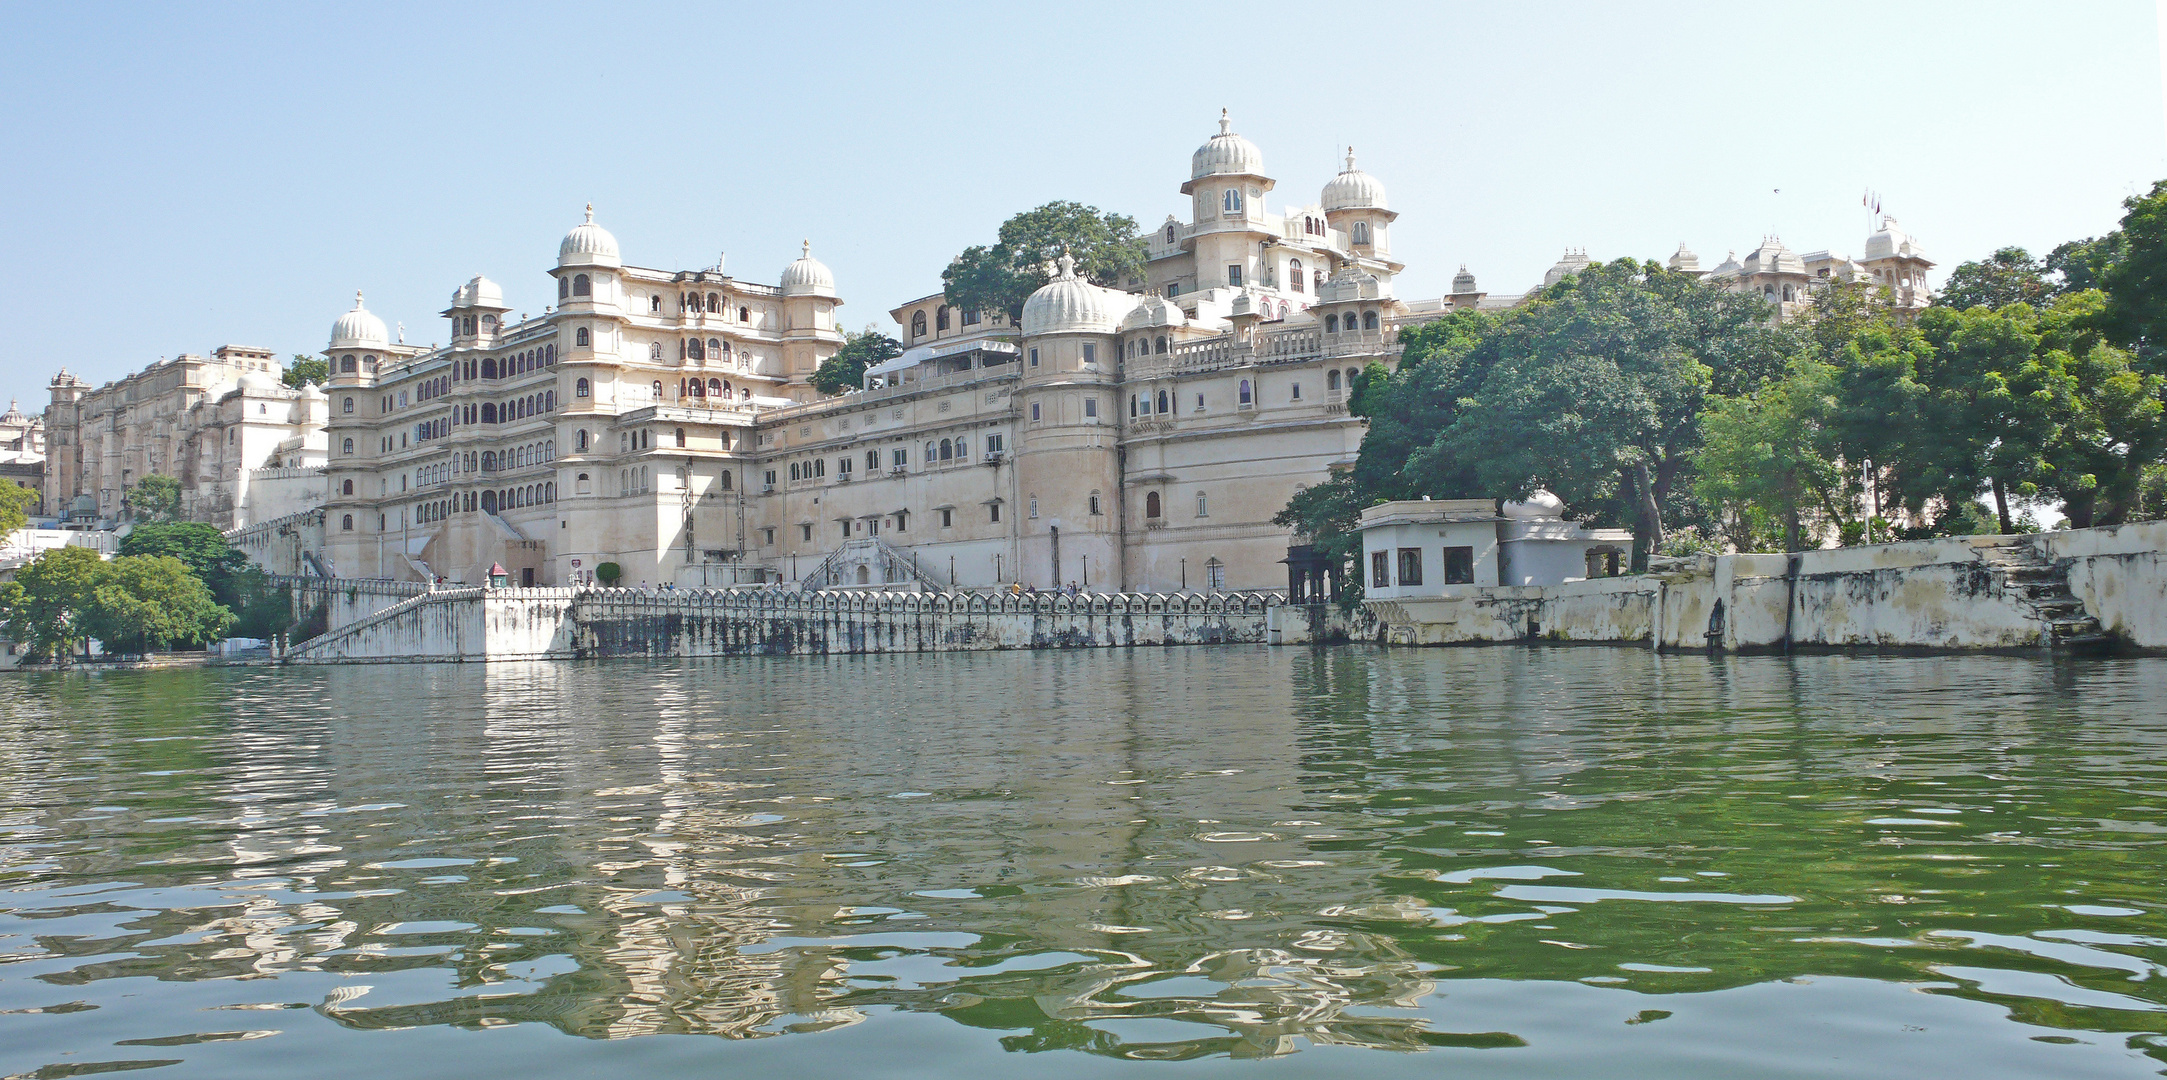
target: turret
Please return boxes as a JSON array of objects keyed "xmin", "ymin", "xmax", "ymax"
[{"xmin": 1015, "ymin": 254, "xmax": 1124, "ymax": 589}]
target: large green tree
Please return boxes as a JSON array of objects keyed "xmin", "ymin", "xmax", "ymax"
[
  {"xmin": 811, "ymin": 328, "xmax": 905, "ymax": 396},
  {"xmin": 82, "ymin": 555, "xmax": 233, "ymax": 655},
  {"xmin": 126, "ymin": 474, "xmax": 183, "ymax": 522},
  {"xmin": 120, "ymin": 522, "xmax": 251, "ymax": 606},
  {"xmin": 1935, "ymin": 247, "xmax": 2059, "ymax": 311},
  {"xmin": 942, "ymin": 202, "xmax": 1146, "ymax": 323},
  {"xmin": 1691, "ymin": 359, "xmax": 1853, "ymax": 552},
  {"xmin": 2098, "ymin": 179, "xmax": 2167, "ymax": 368},
  {"xmin": 283, "ymin": 354, "xmax": 329, "ymax": 388},
  {"xmin": 0, "ymin": 546, "xmax": 105, "ymax": 660},
  {"xmin": 0, "ymin": 478, "xmax": 35, "ymax": 535}
]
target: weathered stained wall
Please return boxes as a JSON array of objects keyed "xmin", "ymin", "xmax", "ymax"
[{"xmin": 2040, "ymin": 521, "xmax": 2167, "ymax": 649}]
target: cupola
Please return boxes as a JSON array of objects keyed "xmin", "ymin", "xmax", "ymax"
[
  {"xmin": 1022, "ymin": 253, "xmax": 1117, "ymax": 336},
  {"xmin": 329, "ymin": 291, "xmax": 389, "ymax": 349},
  {"xmin": 558, "ymin": 204, "xmax": 621, "ymax": 269}
]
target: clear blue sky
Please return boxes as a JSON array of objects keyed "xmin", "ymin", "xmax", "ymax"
[{"xmin": 3, "ymin": 2, "xmax": 2161, "ymax": 410}]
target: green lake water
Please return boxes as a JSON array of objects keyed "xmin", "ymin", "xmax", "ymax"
[{"xmin": 2, "ymin": 647, "xmax": 2163, "ymax": 1078}]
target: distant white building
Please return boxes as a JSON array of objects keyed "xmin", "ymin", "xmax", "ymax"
[{"xmin": 1358, "ymin": 492, "xmax": 1632, "ymax": 600}]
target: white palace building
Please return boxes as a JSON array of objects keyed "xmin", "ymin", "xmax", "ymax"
[{"xmin": 42, "ymin": 113, "xmax": 1936, "ymax": 595}]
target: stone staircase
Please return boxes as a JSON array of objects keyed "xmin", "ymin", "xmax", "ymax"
[
  {"xmin": 797, "ymin": 537, "xmax": 948, "ymax": 593},
  {"xmin": 1974, "ymin": 538, "xmax": 2117, "ymax": 653}
]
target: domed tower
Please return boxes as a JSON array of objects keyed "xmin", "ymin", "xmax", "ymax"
[
  {"xmin": 324, "ymin": 292, "xmax": 387, "ymax": 575},
  {"xmin": 1320, "ymin": 147, "xmax": 1400, "ymax": 272},
  {"xmin": 778, "ymin": 241, "xmax": 844, "ymax": 399},
  {"xmin": 1015, "ymin": 254, "xmax": 1125, "ymax": 590},
  {"xmin": 443, "ymin": 275, "xmax": 510, "ymax": 349},
  {"xmin": 1860, "ymin": 216, "xmax": 1933, "ymax": 313},
  {"xmin": 326, "ymin": 291, "xmax": 389, "ymax": 384},
  {"xmin": 1180, "ymin": 110, "xmax": 1276, "ymax": 295},
  {"xmin": 552, "ymin": 205, "xmax": 623, "ymax": 371}
]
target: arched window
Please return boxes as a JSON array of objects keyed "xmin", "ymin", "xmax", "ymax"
[
  {"xmin": 1166, "ymin": 222, "xmax": 1177, "ymax": 243},
  {"xmin": 1289, "ymin": 258, "xmax": 1304, "ymax": 292},
  {"xmin": 652, "ymin": 380, "xmax": 663, "ymax": 398},
  {"xmin": 936, "ymin": 306, "xmax": 951, "ymax": 331},
  {"xmin": 342, "ymin": 437, "xmax": 354, "ymax": 455},
  {"xmin": 559, "ymin": 277, "xmax": 570, "ymax": 299},
  {"xmin": 649, "ymin": 342, "xmax": 663, "ymax": 361},
  {"xmin": 575, "ymin": 327, "xmax": 590, "ymax": 346},
  {"xmin": 910, "ymin": 310, "xmax": 927, "ymax": 338},
  {"xmin": 1328, "ymin": 369, "xmax": 1341, "ymax": 391},
  {"xmin": 482, "ymin": 403, "xmax": 497, "ymax": 423},
  {"xmin": 1155, "ymin": 336, "xmax": 1167, "ymax": 354},
  {"xmin": 576, "ymin": 429, "xmax": 588, "ymax": 451},
  {"xmin": 790, "ymin": 462, "xmax": 800, "ymax": 481},
  {"xmin": 687, "ymin": 379, "xmax": 702, "ymax": 398},
  {"xmin": 1223, "ymin": 189, "xmax": 1242, "ymax": 214},
  {"xmin": 1146, "ymin": 491, "xmax": 1162, "ymax": 518},
  {"xmin": 708, "ymin": 378, "xmax": 722, "ymax": 397},
  {"xmin": 708, "ymin": 337, "xmax": 721, "ymax": 357},
  {"xmin": 955, "ymin": 437, "xmax": 966, "ymax": 459},
  {"xmin": 576, "ymin": 472, "xmax": 591, "ymax": 495},
  {"xmin": 1363, "ymin": 310, "xmax": 1379, "ymax": 330},
  {"xmin": 1781, "ymin": 284, "xmax": 1796, "ymax": 302},
  {"xmin": 341, "ymin": 479, "xmax": 353, "ymax": 495},
  {"xmin": 707, "ymin": 292, "xmax": 720, "ymax": 312},
  {"xmin": 650, "ymin": 295, "xmax": 662, "ymax": 313},
  {"xmin": 687, "ymin": 337, "xmax": 704, "ymax": 360},
  {"xmin": 481, "ymin": 451, "xmax": 497, "ymax": 472},
  {"xmin": 572, "ymin": 274, "xmax": 591, "ymax": 296},
  {"xmin": 1352, "ymin": 221, "xmax": 1370, "ymax": 245},
  {"xmin": 482, "ymin": 358, "xmax": 496, "ymax": 379},
  {"xmin": 1239, "ymin": 379, "xmax": 1253, "ymax": 405},
  {"xmin": 575, "ymin": 378, "xmax": 590, "ymax": 397},
  {"xmin": 1089, "ymin": 492, "xmax": 1102, "ymax": 516},
  {"xmin": 340, "ymin": 356, "xmax": 356, "ymax": 373},
  {"xmin": 739, "ymin": 306, "xmax": 749, "ymax": 322},
  {"xmin": 482, "ymin": 491, "xmax": 497, "ymax": 513},
  {"xmin": 341, "ymin": 514, "xmax": 354, "ymax": 531},
  {"xmin": 939, "ymin": 438, "xmax": 953, "ymax": 461},
  {"xmin": 925, "ymin": 441, "xmax": 937, "ymax": 463},
  {"xmin": 1326, "ymin": 314, "xmax": 1339, "ymax": 333},
  {"xmin": 1157, "ymin": 389, "xmax": 1170, "ymax": 414}
]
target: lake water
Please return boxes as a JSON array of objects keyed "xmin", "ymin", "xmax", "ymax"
[{"xmin": 2, "ymin": 647, "xmax": 2164, "ymax": 1078}]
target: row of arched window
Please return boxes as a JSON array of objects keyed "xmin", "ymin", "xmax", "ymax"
[
  {"xmin": 680, "ymin": 376, "xmax": 749, "ymax": 401},
  {"xmin": 558, "ymin": 274, "xmax": 593, "ymax": 299},
  {"xmin": 672, "ymin": 292, "xmax": 752, "ymax": 322},
  {"xmin": 337, "ymin": 354, "xmax": 378, "ymax": 374},
  {"xmin": 334, "ymin": 482, "xmax": 558, "ymax": 531},
  {"xmin": 1325, "ymin": 310, "xmax": 1381, "ymax": 333},
  {"xmin": 1141, "ymin": 490, "xmax": 1212, "ymax": 519},
  {"xmin": 475, "ymin": 346, "xmax": 555, "ymax": 380},
  {"xmin": 471, "ymin": 390, "xmax": 556, "ymax": 425}
]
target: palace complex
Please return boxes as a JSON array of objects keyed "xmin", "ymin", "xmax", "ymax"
[{"xmin": 36, "ymin": 113, "xmax": 1935, "ymax": 593}]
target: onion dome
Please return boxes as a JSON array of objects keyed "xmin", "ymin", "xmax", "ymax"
[
  {"xmin": 1741, "ymin": 236, "xmax": 1805, "ymax": 276},
  {"xmin": 1668, "ymin": 243, "xmax": 1701, "ymax": 274},
  {"xmin": 1863, "ymin": 215, "xmax": 1926, "ymax": 263},
  {"xmin": 1450, "ymin": 264, "xmax": 1479, "ymax": 294},
  {"xmin": 236, "ymin": 369, "xmax": 282, "ymax": 395},
  {"xmin": 299, "ymin": 380, "xmax": 328, "ymax": 400},
  {"xmin": 1504, "ymin": 489, "xmax": 1566, "ymax": 519},
  {"xmin": 558, "ymin": 204, "xmax": 621, "ymax": 269},
  {"xmin": 451, "ymin": 274, "xmax": 506, "ymax": 309},
  {"xmin": 780, "ymin": 240, "xmax": 836, "ymax": 297},
  {"xmin": 1708, "ymin": 250, "xmax": 1743, "ymax": 280},
  {"xmin": 0, "ymin": 400, "xmax": 27, "ymax": 425},
  {"xmin": 1320, "ymin": 147, "xmax": 1388, "ymax": 211},
  {"xmin": 1189, "ymin": 109, "xmax": 1264, "ymax": 182},
  {"xmin": 1022, "ymin": 253, "xmax": 1116, "ymax": 336},
  {"xmin": 1542, "ymin": 249, "xmax": 1592, "ymax": 288},
  {"xmin": 1120, "ymin": 293, "xmax": 1187, "ymax": 332},
  {"xmin": 329, "ymin": 291, "xmax": 389, "ymax": 348}
]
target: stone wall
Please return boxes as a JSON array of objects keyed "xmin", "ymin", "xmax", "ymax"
[
  {"xmin": 2039, "ymin": 521, "xmax": 2167, "ymax": 649},
  {"xmin": 281, "ymin": 588, "xmax": 1282, "ymax": 664}
]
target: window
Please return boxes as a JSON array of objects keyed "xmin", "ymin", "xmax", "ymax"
[
  {"xmin": 1328, "ymin": 369, "xmax": 1341, "ymax": 391},
  {"xmin": 652, "ymin": 381, "xmax": 663, "ymax": 398},
  {"xmin": 1131, "ymin": 394, "xmax": 1139, "ymax": 417},
  {"xmin": 575, "ymin": 327, "xmax": 590, "ymax": 346},
  {"xmin": 911, "ymin": 310, "xmax": 927, "ymax": 338},
  {"xmin": 1289, "ymin": 258, "xmax": 1304, "ymax": 292},
  {"xmin": 1352, "ymin": 221, "xmax": 1370, "ymax": 245},
  {"xmin": 1083, "ymin": 397, "xmax": 1098, "ymax": 418},
  {"xmin": 1028, "ymin": 347, "xmax": 1039, "ymax": 367},
  {"xmin": 961, "ymin": 309, "xmax": 979, "ymax": 326},
  {"xmin": 341, "ymin": 479, "xmax": 353, "ymax": 495},
  {"xmin": 1326, "ymin": 314, "xmax": 1339, "ymax": 333},
  {"xmin": 1238, "ymin": 379, "xmax": 1253, "ymax": 406},
  {"xmin": 674, "ymin": 427, "xmax": 686, "ymax": 447},
  {"xmin": 1166, "ymin": 282, "xmax": 1180, "ymax": 298},
  {"xmin": 573, "ymin": 274, "xmax": 591, "ymax": 296},
  {"xmin": 763, "ymin": 527, "xmax": 775, "ymax": 545},
  {"xmin": 574, "ymin": 378, "xmax": 590, "ymax": 398},
  {"xmin": 1088, "ymin": 492, "xmax": 1102, "ymax": 515},
  {"xmin": 342, "ymin": 396, "xmax": 354, "ymax": 414},
  {"xmin": 739, "ymin": 306, "xmax": 750, "ymax": 322},
  {"xmin": 342, "ymin": 438, "xmax": 354, "ymax": 455},
  {"xmin": 938, "ymin": 438, "xmax": 953, "ymax": 461},
  {"xmin": 940, "ymin": 508, "xmax": 953, "ymax": 528},
  {"xmin": 1196, "ymin": 491, "xmax": 1208, "ymax": 516},
  {"xmin": 559, "ymin": 277, "xmax": 570, "ymax": 299},
  {"xmin": 340, "ymin": 357, "xmax": 356, "ymax": 373},
  {"xmin": 866, "ymin": 449, "xmax": 878, "ymax": 471},
  {"xmin": 1227, "ymin": 264, "xmax": 1243, "ymax": 287},
  {"xmin": 1156, "ymin": 335, "xmax": 1167, "ymax": 354},
  {"xmin": 1397, "ymin": 547, "xmax": 1424, "ymax": 587},
  {"xmin": 1206, "ymin": 559, "xmax": 1225, "ymax": 590},
  {"xmin": 1223, "ymin": 188, "xmax": 1242, "ymax": 214},
  {"xmin": 1145, "ymin": 491, "xmax": 1162, "ymax": 518},
  {"xmin": 986, "ymin": 433, "xmax": 1004, "ymax": 454},
  {"xmin": 688, "ymin": 337, "xmax": 704, "ymax": 361},
  {"xmin": 708, "ymin": 337, "xmax": 722, "ymax": 357},
  {"xmin": 708, "ymin": 378, "xmax": 722, "ymax": 397},
  {"xmin": 706, "ymin": 292, "xmax": 720, "ymax": 312},
  {"xmin": 801, "ymin": 523, "xmax": 813, "ymax": 541},
  {"xmin": 1166, "ymin": 222, "xmax": 1177, "ymax": 243},
  {"xmin": 1082, "ymin": 343, "xmax": 1096, "ymax": 365},
  {"xmin": 1371, "ymin": 550, "xmax": 1390, "ymax": 588},
  {"xmin": 651, "ymin": 295, "xmax": 662, "ymax": 313},
  {"xmin": 1028, "ymin": 496, "xmax": 1038, "ymax": 518},
  {"xmin": 1030, "ymin": 402, "xmax": 1042, "ymax": 423},
  {"xmin": 342, "ymin": 514, "xmax": 354, "ymax": 531},
  {"xmin": 990, "ymin": 502, "xmax": 1002, "ymax": 523},
  {"xmin": 936, "ymin": 305, "xmax": 951, "ymax": 331},
  {"xmin": 1291, "ymin": 382, "xmax": 1302, "ymax": 401},
  {"xmin": 1443, "ymin": 545, "xmax": 1476, "ymax": 585},
  {"xmin": 1363, "ymin": 310, "xmax": 1379, "ymax": 330},
  {"xmin": 892, "ymin": 448, "xmax": 908, "ymax": 468}
]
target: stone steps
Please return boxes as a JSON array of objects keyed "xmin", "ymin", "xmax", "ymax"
[{"xmin": 1980, "ymin": 540, "xmax": 2115, "ymax": 654}]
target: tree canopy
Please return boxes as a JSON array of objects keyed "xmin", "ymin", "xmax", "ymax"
[
  {"xmin": 0, "ymin": 547, "xmax": 235, "ymax": 661},
  {"xmin": 0, "ymin": 479, "xmax": 35, "ymax": 535},
  {"xmin": 283, "ymin": 354, "xmax": 329, "ymax": 388},
  {"xmin": 942, "ymin": 202, "xmax": 1146, "ymax": 323},
  {"xmin": 811, "ymin": 328, "xmax": 905, "ymax": 396},
  {"xmin": 126, "ymin": 474, "xmax": 182, "ymax": 522}
]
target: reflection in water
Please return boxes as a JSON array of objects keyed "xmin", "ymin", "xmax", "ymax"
[{"xmin": 1, "ymin": 648, "xmax": 2165, "ymax": 1077}]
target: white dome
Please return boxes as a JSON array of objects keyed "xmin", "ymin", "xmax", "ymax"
[
  {"xmin": 1863, "ymin": 216, "xmax": 1924, "ymax": 263},
  {"xmin": 1504, "ymin": 489, "xmax": 1566, "ymax": 519},
  {"xmin": 1667, "ymin": 243, "xmax": 1701, "ymax": 273},
  {"xmin": 236, "ymin": 369, "xmax": 282, "ymax": 395},
  {"xmin": 300, "ymin": 380, "xmax": 328, "ymax": 399},
  {"xmin": 780, "ymin": 240, "xmax": 836, "ymax": 296},
  {"xmin": 1320, "ymin": 147, "xmax": 1388, "ymax": 211},
  {"xmin": 1022, "ymin": 253, "xmax": 1117, "ymax": 337},
  {"xmin": 1450, "ymin": 264, "xmax": 1479, "ymax": 294},
  {"xmin": 451, "ymin": 274, "xmax": 505, "ymax": 309},
  {"xmin": 1191, "ymin": 109, "xmax": 1265, "ymax": 181},
  {"xmin": 1741, "ymin": 236, "xmax": 1805, "ymax": 277},
  {"xmin": 329, "ymin": 291, "xmax": 389, "ymax": 349},
  {"xmin": 1120, "ymin": 293, "xmax": 1186, "ymax": 332},
  {"xmin": 1542, "ymin": 249, "xmax": 1592, "ymax": 288},
  {"xmin": 557, "ymin": 204, "xmax": 621, "ymax": 269}
]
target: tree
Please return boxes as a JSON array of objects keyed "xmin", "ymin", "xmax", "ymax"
[
  {"xmin": 282, "ymin": 354, "xmax": 329, "ymax": 388},
  {"xmin": 1934, "ymin": 247, "xmax": 2057, "ymax": 311},
  {"xmin": 942, "ymin": 202, "xmax": 1146, "ymax": 322},
  {"xmin": 126, "ymin": 474, "xmax": 183, "ymax": 522},
  {"xmin": 0, "ymin": 478, "xmax": 35, "ymax": 535},
  {"xmin": 81, "ymin": 555, "xmax": 232, "ymax": 656},
  {"xmin": 811, "ymin": 328, "xmax": 905, "ymax": 396},
  {"xmin": 1692, "ymin": 360, "xmax": 1852, "ymax": 552},
  {"xmin": 1, "ymin": 546, "xmax": 105, "ymax": 660},
  {"xmin": 119, "ymin": 522, "xmax": 253, "ymax": 608},
  {"xmin": 2098, "ymin": 179, "xmax": 2167, "ymax": 369}
]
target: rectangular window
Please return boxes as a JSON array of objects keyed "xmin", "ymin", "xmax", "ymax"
[
  {"xmin": 764, "ymin": 469, "xmax": 777, "ymax": 486},
  {"xmin": 1166, "ymin": 282, "xmax": 1181, "ymax": 298},
  {"xmin": 1196, "ymin": 492, "xmax": 1208, "ymax": 517},
  {"xmin": 1028, "ymin": 347, "xmax": 1039, "ymax": 367},
  {"xmin": 940, "ymin": 508, "xmax": 953, "ymax": 528},
  {"xmin": 1291, "ymin": 382, "xmax": 1301, "ymax": 400},
  {"xmin": 987, "ymin": 433, "xmax": 1004, "ymax": 454},
  {"xmin": 1195, "ymin": 393, "xmax": 1205, "ymax": 411},
  {"xmin": 1030, "ymin": 403, "xmax": 1042, "ymax": 423},
  {"xmin": 1443, "ymin": 546, "xmax": 1476, "ymax": 585},
  {"xmin": 841, "ymin": 523, "xmax": 850, "ymax": 538},
  {"xmin": 801, "ymin": 524, "xmax": 812, "ymax": 541},
  {"xmin": 1227, "ymin": 265, "xmax": 1243, "ymax": 287},
  {"xmin": 1371, "ymin": 551, "xmax": 1391, "ymax": 589},
  {"xmin": 1083, "ymin": 397, "xmax": 1098, "ymax": 418},
  {"xmin": 892, "ymin": 448, "xmax": 907, "ymax": 468},
  {"xmin": 990, "ymin": 503, "xmax": 1002, "ymax": 523},
  {"xmin": 763, "ymin": 528, "xmax": 775, "ymax": 545},
  {"xmin": 1082, "ymin": 343, "xmax": 1096, "ymax": 365},
  {"xmin": 1397, "ymin": 548, "xmax": 1424, "ymax": 587},
  {"xmin": 962, "ymin": 309, "xmax": 980, "ymax": 325}
]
